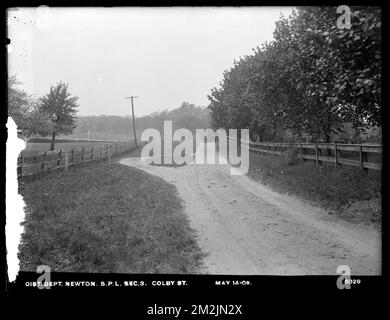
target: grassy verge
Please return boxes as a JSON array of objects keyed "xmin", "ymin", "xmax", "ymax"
[
  {"xmin": 248, "ymin": 152, "xmax": 381, "ymax": 225},
  {"xmin": 18, "ymin": 148, "xmax": 204, "ymax": 273}
]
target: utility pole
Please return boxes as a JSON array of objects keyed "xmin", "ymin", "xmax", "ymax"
[{"xmin": 125, "ymin": 96, "xmax": 139, "ymax": 147}]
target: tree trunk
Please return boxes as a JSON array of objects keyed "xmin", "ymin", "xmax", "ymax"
[{"xmin": 50, "ymin": 132, "xmax": 56, "ymax": 151}]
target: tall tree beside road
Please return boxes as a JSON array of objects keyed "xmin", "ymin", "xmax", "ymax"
[
  {"xmin": 208, "ymin": 58, "xmax": 254, "ymax": 132},
  {"xmin": 269, "ymin": 6, "xmax": 382, "ymax": 141},
  {"xmin": 39, "ymin": 82, "xmax": 79, "ymax": 150},
  {"xmin": 208, "ymin": 6, "xmax": 381, "ymax": 143}
]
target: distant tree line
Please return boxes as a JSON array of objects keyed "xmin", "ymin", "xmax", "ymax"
[
  {"xmin": 208, "ymin": 6, "xmax": 381, "ymax": 143},
  {"xmin": 73, "ymin": 102, "xmax": 211, "ymax": 137},
  {"xmin": 9, "ymin": 74, "xmax": 210, "ymax": 146}
]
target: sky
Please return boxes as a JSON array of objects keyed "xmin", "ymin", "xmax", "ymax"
[{"xmin": 7, "ymin": 7, "xmax": 294, "ymax": 117}]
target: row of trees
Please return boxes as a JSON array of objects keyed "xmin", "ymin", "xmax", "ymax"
[
  {"xmin": 8, "ymin": 76, "xmax": 79, "ymax": 150},
  {"xmin": 208, "ymin": 6, "xmax": 381, "ymax": 143},
  {"xmin": 74, "ymin": 102, "xmax": 211, "ymax": 137}
]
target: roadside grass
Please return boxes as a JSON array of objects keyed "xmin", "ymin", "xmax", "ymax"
[
  {"xmin": 18, "ymin": 148, "xmax": 204, "ymax": 273},
  {"xmin": 248, "ymin": 152, "xmax": 381, "ymax": 225}
]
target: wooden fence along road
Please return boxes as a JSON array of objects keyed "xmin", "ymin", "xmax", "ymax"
[
  {"xmin": 250, "ymin": 141, "xmax": 381, "ymax": 171},
  {"xmin": 18, "ymin": 138, "xmax": 382, "ymax": 178},
  {"xmin": 17, "ymin": 140, "xmax": 137, "ymax": 177},
  {"xmin": 226, "ymin": 137, "xmax": 382, "ymax": 171}
]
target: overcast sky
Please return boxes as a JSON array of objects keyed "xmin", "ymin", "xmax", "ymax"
[{"xmin": 8, "ymin": 7, "xmax": 294, "ymax": 117}]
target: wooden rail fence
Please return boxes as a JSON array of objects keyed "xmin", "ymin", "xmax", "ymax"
[
  {"xmin": 17, "ymin": 140, "xmax": 138, "ymax": 177},
  {"xmin": 227, "ymin": 137, "xmax": 382, "ymax": 171}
]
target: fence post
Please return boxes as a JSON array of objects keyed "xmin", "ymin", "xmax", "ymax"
[
  {"xmin": 334, "ymin": 144, "xmax": 338, "ymax": 168},
  {"xmin": 315, "ymin": 144, "xmax": 319, "ymax": 166},
  {"xmin": 360, "ymin": 145, "xmax": 368, "ymax": 172},
  {"xmin": 81, "ymin": 147, "xmax": 85, "ymax": 162},
  {"xmin": 42, "ymin": 152, "xmax": 47, "ymax": 172},
  {"xmin": 65, "ymin": 150, "xmax": 69, "ymax": 172},
  {"xmin": 71, "ymin": 149, "xmax": 74, "ymax": 164},
  {"xmin": 100, "ymin": 146, "xmax": 102, "ymax": 160},
  {"xmin": 318, "ymin": 146, "xmax": 322, "ymax": 165},
  {"xmin": 300, "ymin": 144, "xmax": 304, "ymax": 161},
  {"xmin": 57, "ymin": 149, "xmax": 62, "ymax": 169},
  {"xmin": 108, "ymin": 145, "xmax": 111, "ymax": 163},
  {"xmin": 91, "ymin": 147, "xmax": 94, "ymax": 161}
]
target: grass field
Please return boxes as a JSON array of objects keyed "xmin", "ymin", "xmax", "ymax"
[
  {"xmin": 23, "ymin": 141, "xmax": 112, "ymax": 153},
  {"xmin": 248, "ymin": 152, "xmax": 382, "ymax": 225},
  {"xmin": 23, "ymin": 131, "xmax": 135, "ymax": 153},
  {"xmin": 57, "ymin": 132, "xmax": 133, "ymax": 142},
  {"xmin": 18, "ymin": 148, "xmax": 204, "ymax": 273}
]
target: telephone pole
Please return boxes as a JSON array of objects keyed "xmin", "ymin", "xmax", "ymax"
[{"xmin": 125, "ymin": 96, "xmax": 139, "ymax": 147}]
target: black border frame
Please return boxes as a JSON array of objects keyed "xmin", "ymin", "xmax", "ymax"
[{"xmin": 2, "ymin": 2, "xmax": 385, "ymax": 304}]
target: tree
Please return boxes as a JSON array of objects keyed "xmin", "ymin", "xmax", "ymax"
[
  {"xmin": 208, "ymin": 57, "xmax": 259, "ymax": 134},
  {"xmin": 259, "ymin": 7, "xmax": 381, "ymax": 142},
  {"xmin": 39, "ymin": 82, "xmax": 79, "ymax": 150},
  {"xmin": 208, "ymin": 6, "xmax": 381, "ymax": 144},
  {"xmin": 25, "ymin": 106, "xmax": 54, "ymax": 138},
  {"xmin": 8, "ymin": 75, "xmax": 53, "ymax": 139},
  {"xmin": 8, "ymin": 75, "xmax": 31, "ymax": 131}
]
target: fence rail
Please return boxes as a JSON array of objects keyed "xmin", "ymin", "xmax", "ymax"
[
  {"xmin": 228, "ymin": 138, "xmax": 382, "ymax": 171},
  {"xmin": 17, "ymin": 140, "xmax": 138, "ymax": 177}
]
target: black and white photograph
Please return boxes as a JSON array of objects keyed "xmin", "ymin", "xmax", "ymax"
[{"xmin": 4, "ymin": 5, "xmax": 382, "ymax": 301}]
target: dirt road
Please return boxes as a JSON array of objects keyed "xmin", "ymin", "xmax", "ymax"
[{"xmin": 119, "ymin": 143, "xmax": 381, "ymax": 275}]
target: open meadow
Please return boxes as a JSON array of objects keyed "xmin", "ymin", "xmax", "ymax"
[{"xmin": 23, "ymin": 141, "xmax": 112, "ymax": 153}]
